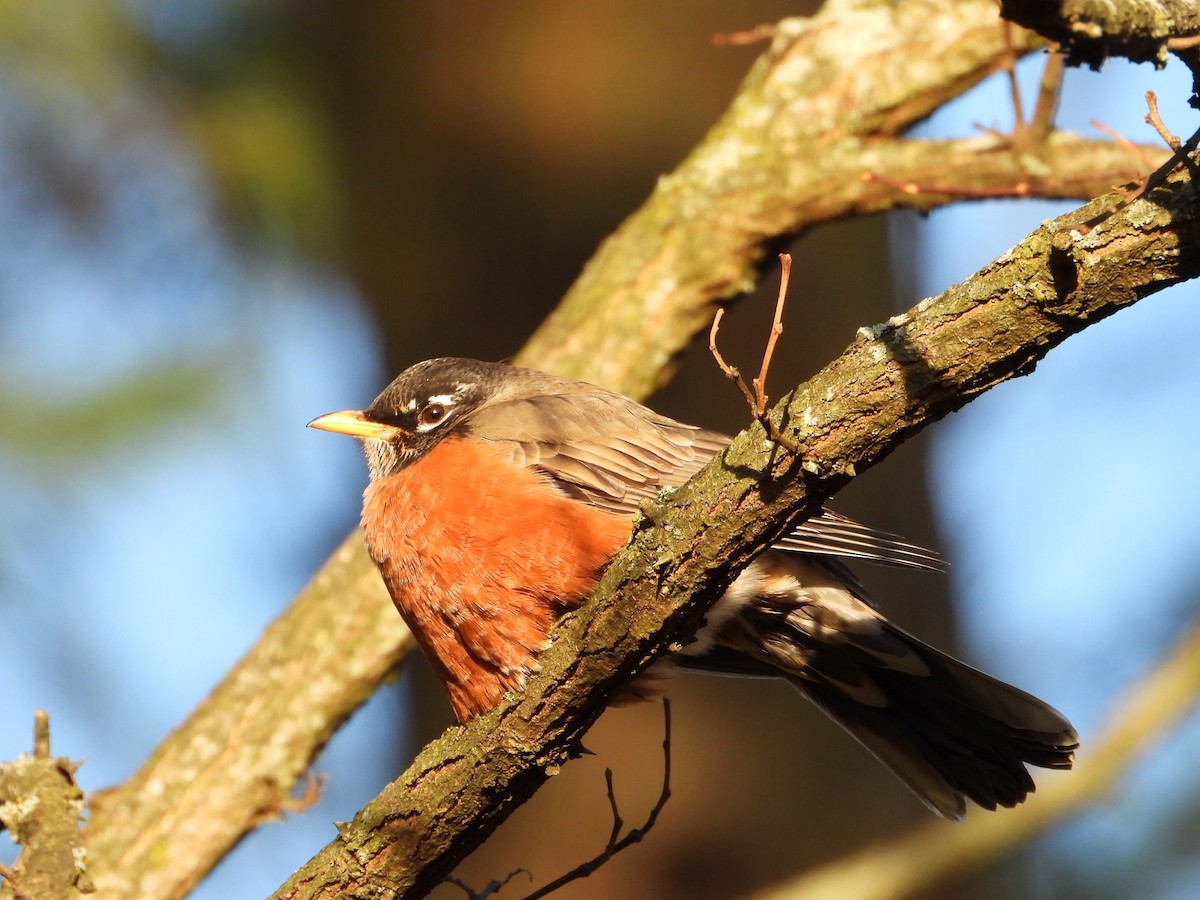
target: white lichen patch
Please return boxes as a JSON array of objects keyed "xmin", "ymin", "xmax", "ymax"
[
  {"xmin": 1017, "ymin": 153, "xmax": 1053, "ymax": 178},
  {"xmin": 1124, "ymin": 197, "xmax": 1160, "ymax": 230},
  {"xmin": 857, "ymin": 322, "xmax": 887, "ymax": 340},
  {"xmin": 0, "ymin": 791, "xmax": 40, "ymax": 825},
  {"xmin": 691, "ymin": 136, "xmax": 758, "ymax": 185},
  {"xmin": 856, "ymin": 328, "xmax": 890, "ymax": 363}
]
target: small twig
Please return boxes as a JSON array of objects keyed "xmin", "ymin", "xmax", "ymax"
[
  {"xmin": 864, "ymin": 169, "xmax": 1034, "ymax": 197},
  {"xmin": 991, "ymin": 25, "xmax": 1062, "ymax": 146},
  {"xmin": 1091, "ymin": 119, "xmax": 1157, "ymax": 170},
  {"xmin": 1145, "ymin": 91, "xmax": 1200, "ymax": 183},
  {"xmin": 280, "ymin": 771, "xmax": 326, "ymax": 815},
  {"xmin": 0, "ymin": 862, "xmax": 34, "ymax": 900},
  {"xmin": 602, "ymin": 768, "xmax": 623, "ymax": 847},
  {"xmin": 1029, "ymin": 51, "xmax": 1064, "ymax": 141},
  {"xmin": 976, "ymin": 23, "xmax": 1066, "ymax": 149},
  {"xmin": 1077, "ymin": 92, "xmax": 1200, "ymax": 233},
  {"xmin": 445, "ymin": 869, "xmax": 531, "ymax": 900},
  {"xmin": 1167, "ymin": 34, "xmax": 1200, "ymax": 51},
  {"xmin": 518, "ymin": 700, "xmax": 674, "ymax": 900},
  {"xmin": 709, "ymin": 255, "xmax": 801, "ymax": 453},
  {"xmin": 709, "ymin": 308, "xmax": 759, "ymax": 413},
  {"xmin": 1145, "ymin": 91, "xmax": 1182, "ymax": 150},
  {"xmin": 251, "ymin": 771, "xmax": 326, "ymax": 826},
  {"xmin": 1001, "ymin": 22, "xmax": 1029, "ymax": 139},
  {"xmin": 860, "ymin": 167, "xmax": 1157, "ymax": 200},
  {"xmin": 33, "ymin": 710, "xmax": 50, "ymax": 759},
  {"xmin": 751, "ymin": 254, "xmax": 790, "ymax": 418},
  {"xmin": 712, "ymin": 23, "xmax": 775, "ymax": 47}
]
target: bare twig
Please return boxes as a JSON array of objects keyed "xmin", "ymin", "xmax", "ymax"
[
  {"xmin": 709, "ymin": 255, "xmax": 801, "ymax": 453},
  {"xmin": 444, "ymin": 869, "xmax": 531, "ymax": 900},
  {"xmin": 709, "ymin": 309, "xmax": 758, "ymax": 413},
  {"xmin": 1077, "ymin": 93, "xmax": 1200, "ymax": 233},
  {"xmin": 518, "ymin": 700, "xmax": 673, "ymax": 900},
  {"xmin": 857, "ymin": 138, "xmax": 1151, "ymax": 199},
  {"xmin": 0, "ymin": 862, "xmax": 34, "ymax": 900},
  {"xmin": 863, "ymin": 171, "xmax": 1035, "ymax": 197},
  {"xmin": 254, "ymin": 771, "xmax": 326, "ymax": 825},
  {"xmin": 982, "ymin": 30, "xmax": 1063, "ymax": 148},
  {"xmin": 1167, "ymin": 34, "xmax": 1200, "ymax": 51},
  {"xmin": 1145, "ymin": 91, "xmax": 1200, "ymax": 182},
  {"xmin": 1001, "ymin": 23, "xmax": 1028, "ymax": 139},
  {"xmin": 32, "ymin": 711, "xmax": 50, "ymax": 759},
  {"xmin": 1029, "ymin": 51, "xmax": 1064, "ymax": 141},
  {"xmin": 751, "ymin": 254, "xmax": 790, "ymax": 418},
  {"xmin": 712, "ymin": 23, "xmax": 776, "ymax": 47},
  {"xmin": 1145, "ymin": 91, "xmax": 1183, "ymax": 151},
  {"xmin": 1090, "ymin": 119, "xmax": 1157, "ymax": 171}
]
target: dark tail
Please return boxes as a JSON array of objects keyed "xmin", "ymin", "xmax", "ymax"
[
  {"xmin": 787, "ymin": 630, "xmax": 1077, "ymax": 820},
  {"xmin": 689, "ymin": 556, "xmax": 1078, "ymax": 820}
]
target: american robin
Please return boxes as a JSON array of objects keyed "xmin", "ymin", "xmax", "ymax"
[{"xmin": 310, "ymin": 357, "xmax": 1077, "ymax": 819}]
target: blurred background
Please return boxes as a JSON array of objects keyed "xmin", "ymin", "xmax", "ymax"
[{"xmin": 2, "ymin": 2, "xmax": 1198, "ymax": 898}]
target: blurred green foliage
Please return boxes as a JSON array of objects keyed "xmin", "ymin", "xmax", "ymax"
[{"xmin": 0, "ymin": 0, "xmax": 337, "ymax": 253}]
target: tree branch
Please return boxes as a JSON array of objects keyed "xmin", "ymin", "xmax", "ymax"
[
  {"xmin": 271, "ymin": 168, "xmax": 1200, "ymax": 899},
  {"xmin": 514, "ymin": 0, "xmax": 1158, "ymax": 397},
  {"xmin": 1000, "ymin": 0, "xmax": 1200, "ymax": 70},
  {"xmin": 77, "ymin": 2, "xmax": 1175, "ymax": 896},
  {"xmin": 0, "ymin": 713, "xmax": 91, "ymax": 898}
]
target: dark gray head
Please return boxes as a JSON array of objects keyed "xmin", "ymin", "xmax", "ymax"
[{"xmin": 308, "ymin": 357, "xmax": 597, "ymax": 480}]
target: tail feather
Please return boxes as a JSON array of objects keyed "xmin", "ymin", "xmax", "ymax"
[
  {"xmin": 790, "ymin": 635, "xmax": 1077, "ymax": 819},
  {"xmin": 696, "ymin": 554, "xmax": 1078, "ymax": 819}
]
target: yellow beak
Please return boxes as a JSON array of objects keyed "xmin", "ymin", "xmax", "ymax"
[{"xmin": 307, "ymin": 410, "xmax": 403, "ymax": 441}]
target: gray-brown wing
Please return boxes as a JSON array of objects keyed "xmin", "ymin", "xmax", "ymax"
[
  {"xmin": 466, "ymin": 390, "xmax": 721, "ymax": 510},
  {"xmin": 466, "ymin": 390, "xmax": 942, "ymax": 571}
]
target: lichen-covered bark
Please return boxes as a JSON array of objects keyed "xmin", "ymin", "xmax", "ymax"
[
  {"xmin": 513, "ymin": 0, "xmax": 1158, "ymax": 397},
  {"xmin": 1001, "ymin": 0, "xmax": 1200, "ymax": 68},
  {"xmin": 0, "ymin": 714, "xmax": 90, "ymax": 899},
  {"xmin": 272, "ymin": 168, "xmax": 1200, "ymax": 900}
]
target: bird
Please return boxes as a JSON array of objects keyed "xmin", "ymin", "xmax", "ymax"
[{"xmin": 309, "ymin": 356, "xmax": 1077, "ymax": 819}]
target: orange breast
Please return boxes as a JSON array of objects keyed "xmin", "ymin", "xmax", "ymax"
[{"xmin": 362, "ymin": 437, "xmax": 632, "ymax": 721}]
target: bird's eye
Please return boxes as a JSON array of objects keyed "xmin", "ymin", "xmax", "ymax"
[{"xmin": 418, "ymin": 402, "xmax": 448, "ymax": 427}]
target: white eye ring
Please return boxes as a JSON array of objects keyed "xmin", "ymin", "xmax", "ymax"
[{"xmin": 418, "ymin": 402, "xmax": 448, "ymax": 428}]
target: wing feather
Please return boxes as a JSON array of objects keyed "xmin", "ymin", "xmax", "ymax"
[{"xmin": 466, "ymin": 388, "xmax": 942, "ymax": 571}]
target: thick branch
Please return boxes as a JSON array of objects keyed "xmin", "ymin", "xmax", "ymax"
[
  {"xmin": 272, "ymin": 169, "xmax": 1200, "ymax": 899},
  {"xmin": 513, "ymin": 0, "xmax": 1155, "ymax": 397},
  {"xmin": 859, "ymin": 132, "xmax": 1166, "ymax": 209},
  {"xmin": 1000, "ymin": 0, "xmax": 1200, "ymax": 69},
  {"xmin": 78, "ymin": 2, "xmax": 1167, "ymax": 895}
]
